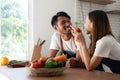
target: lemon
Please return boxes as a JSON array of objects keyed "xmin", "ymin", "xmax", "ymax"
[{"xmin": 0, "ymin": 56, "xmax": 9, "ymax": 65}]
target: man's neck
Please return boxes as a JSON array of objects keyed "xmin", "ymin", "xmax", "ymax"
[{"xmin": 60, "ymin": 33, "xmax": 72, "ymax": 41}]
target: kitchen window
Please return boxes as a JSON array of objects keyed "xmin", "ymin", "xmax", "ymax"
[{"xmin": 0, "ymin": 0, "xmax": 29, "ymax": 60}]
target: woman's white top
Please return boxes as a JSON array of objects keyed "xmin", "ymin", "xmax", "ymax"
[
  {"xmin": 94, "ymin": 35, "xmax": 120, "ymax": 60},
  {"xmin": 49, "ymin": 32, "xmax": 77, "ymax": 53}
]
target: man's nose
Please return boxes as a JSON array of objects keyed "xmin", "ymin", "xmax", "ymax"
[{"xmin": 66, "ymin": 22, "xmax": 71, "ymax": 27}]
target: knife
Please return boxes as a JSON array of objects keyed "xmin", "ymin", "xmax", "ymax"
[{"xmin": 40, "ymin": 40, "xmax": 46, "ymax": 46}]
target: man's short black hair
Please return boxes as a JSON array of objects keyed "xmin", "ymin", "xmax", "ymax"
[{"xmin": 51, "ymin": 11, "xmax": 71, "ymax": 26}]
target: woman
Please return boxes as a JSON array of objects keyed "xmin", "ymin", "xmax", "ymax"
[{"xmin": 70, "ymin": 10, "xmax": 120, "ymax": 73}]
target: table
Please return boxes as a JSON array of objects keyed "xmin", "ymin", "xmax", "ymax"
[{"xmin": 0, "ymin": 66, "xmax": 120, "ymax": 80}]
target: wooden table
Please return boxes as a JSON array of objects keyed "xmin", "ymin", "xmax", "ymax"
[{"xmin": 0, "ymin": 66, "xmax": 120, "ymax": 80}]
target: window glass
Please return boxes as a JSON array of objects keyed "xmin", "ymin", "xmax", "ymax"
[{"xmin": 0, "ymin": 0, "xmax": 28, "ymax": 60}]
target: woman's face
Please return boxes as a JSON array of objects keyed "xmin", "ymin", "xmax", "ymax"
[{"xmin": 84, "ymin": 16, "xmax": 93, "ymax": 34}]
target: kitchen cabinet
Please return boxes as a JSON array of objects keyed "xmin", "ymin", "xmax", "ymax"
[
  {"xmin": 106, "ymin": 10, "xmax": 120, "ymax": 15},
  {"xmin": 80, "ymin": 0, "xmax": 115, "ymax": 5}
]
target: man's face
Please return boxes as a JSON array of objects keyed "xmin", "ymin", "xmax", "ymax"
[{"xmin": 55, "ymin": 16, "xmax": 72, "ymax": 34}]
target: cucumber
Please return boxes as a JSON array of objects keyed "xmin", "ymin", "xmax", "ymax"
[
  {"xmin": 56, "ymin": 49, "xmax": 63, "ymax": 56},
  {"xmin": 8, "ymin": 60, "xmax": 22, "ymax": 64}
]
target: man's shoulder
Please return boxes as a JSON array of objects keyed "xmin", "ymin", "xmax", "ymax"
[
  {"xmin": 53, "ymin": 32, "xmax": 60, "ymax": 36},
  {"xmin": 51, "ymin": 32, "xmax": 60, "ymax": 41},
  {"xmin": 52, "ymin": 32, "xmax": 60, "ymax": 37}
]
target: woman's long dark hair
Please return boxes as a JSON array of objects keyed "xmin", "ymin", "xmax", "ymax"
[{"xmin": 88, "ymin": 10, "xmax": 115, "ymax": 55}]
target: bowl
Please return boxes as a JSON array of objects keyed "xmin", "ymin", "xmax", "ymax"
[{"xmin": 26, "ymin": 67, "xmax": 66, "ymax": 76}]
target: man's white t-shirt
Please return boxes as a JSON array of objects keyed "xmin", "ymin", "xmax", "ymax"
[
  {"xmin": 49, "ymin": 32, "xmax": 77, "ymax": 54},
  {"xmin": 94, "ymin": 35, "xmax": 120, "ymax": 60}
]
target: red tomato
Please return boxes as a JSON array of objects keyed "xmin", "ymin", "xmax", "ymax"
[
  {"xmin": 75, "ymin": 27, "xmax": 81, "ymax": 32},
  {"xmin": 39, "ymin": 57, "xmax": 48, "ymax": 64},
  {"xmin": 31, "ymin": 60, "xmax": 43, "ymax": 68},
  {"xmin": 31, "ymin": 62, "xmax": 37, "ymax": 68},
  {"xmin": 37, "ymin": 59, "xmax": 43, "ymax": 64}
]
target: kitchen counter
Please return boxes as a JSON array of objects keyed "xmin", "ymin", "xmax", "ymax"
[{"xmin": 0, "ymin": 66, "xmax": 120, "ymax": 80}]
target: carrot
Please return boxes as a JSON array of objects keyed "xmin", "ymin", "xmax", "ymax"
[{"xmin": 53, "ymin": 54, "xmax": 67, "ymax": 62}]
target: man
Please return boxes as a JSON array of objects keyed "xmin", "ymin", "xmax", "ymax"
[{"xmin": 48, "ymin": 11, "xmax": 80, "ymax": 59}]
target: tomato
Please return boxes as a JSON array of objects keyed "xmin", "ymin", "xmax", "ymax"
[
  {"xmin": 39, "ymin": 57, "xmax": 48, "ymax": 64},
  {"xmin": 31, "ymin": 62, "xmax": 43, "ymax": 68},
  {"xmin": 75, "ymin": 27, "xmax": 81, "ymax": 32},
  {"xmin": 31, "ymin": 62, "xmax": 37, "ymax": 68},
  {"xmin": 37, "ymin": 59, "xmax": 43, "ymax": 64},
  {"xmin": 31, "ymin": 59, "xmax": 43, "ymax": 68}
]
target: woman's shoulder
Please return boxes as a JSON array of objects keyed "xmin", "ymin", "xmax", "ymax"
[
  {"xmin": 97, "ymin": 35, "xmax": 114, "ymax": 45},
  {"xmin": 102, "ymin": 35, "xmax": 114, "ymax": 40}
]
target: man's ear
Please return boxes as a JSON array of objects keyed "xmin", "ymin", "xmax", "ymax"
[{"xmin": 53, "ymin": 25, "xmax": 57, "ymax": 30}]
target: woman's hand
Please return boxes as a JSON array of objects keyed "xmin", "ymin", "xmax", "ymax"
[{"xmin": 70, "ymin": 27, "xmax": 86, "ymax": 47}]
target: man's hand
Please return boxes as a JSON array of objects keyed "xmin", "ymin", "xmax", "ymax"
[{"xmin": 66, "ymin": 58, "xmax": 85, "ymax": 68}]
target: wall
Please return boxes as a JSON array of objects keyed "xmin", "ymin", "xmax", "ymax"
[
  {"xmin": 106, "ymin": 0, "xmax": 120, "ymax": 42},
  {"xmin": 29, "ymin": 0, "xmax": 75, "ymax": 56}
]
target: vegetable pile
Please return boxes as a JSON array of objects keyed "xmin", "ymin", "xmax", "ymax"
[{"xmin": 30, "ymin": 50, "xmax": 67, "ymax": 68}]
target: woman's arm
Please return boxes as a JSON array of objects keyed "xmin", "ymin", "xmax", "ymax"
[
  {"xmin": 76, "ymin": 50, "xmax": 84, "ymax": 62},
  {"xmin": 71, "ymin": 28, "xmax": 103, "ymax": 70},
  {"xmin": 79, "ymin": 44, "xmax": 103, "ymax": 70}
]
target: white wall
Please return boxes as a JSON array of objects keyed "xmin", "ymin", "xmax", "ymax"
[
  {"xmin": 106, "ymin": 0, "xmax": 120, "ymax": 42},
  {"xmin": 29, "ymin": 0, "xmax": 75, "ymax": 56}
]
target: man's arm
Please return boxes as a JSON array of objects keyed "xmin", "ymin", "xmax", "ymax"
[{"xmin": 48, "ymin": 49, "xmax": 59, "ymax": 57}]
